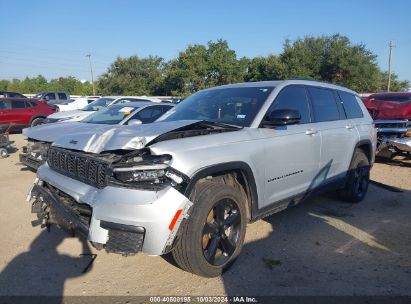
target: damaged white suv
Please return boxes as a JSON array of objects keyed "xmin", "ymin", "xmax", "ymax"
[{"xmin": 28, "ymin": 80, "xmax": 376, "ymax": 277}]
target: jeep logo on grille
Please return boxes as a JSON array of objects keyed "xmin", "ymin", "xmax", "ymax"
[{"xmin": 69, "ymin": 140, "xmax": 78, "ymax": 144}]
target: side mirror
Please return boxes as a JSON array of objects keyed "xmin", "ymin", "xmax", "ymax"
[
  {"xmin": 264, "ymin": 109, "xmax": 301, "ymax": 126},
  {"xmin": 43, "ymin": 96, "xmax": 49, "ymax": 101},
  {"xmin": 127, "ymin": 119, "xmax": 143, "ymax": 126}
]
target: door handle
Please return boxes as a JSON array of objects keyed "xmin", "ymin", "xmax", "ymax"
[
  {"xmin": 346, "ymin": 125, "xmax": 354, "ymax": 130},
  {"xmin": 305, "ymin": 128, "xmax": 318, "ymax": 135}
]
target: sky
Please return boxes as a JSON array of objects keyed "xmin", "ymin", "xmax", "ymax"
[{"xmin": 0, "ymin": 0, "xmax": 410, "ymax": 83}]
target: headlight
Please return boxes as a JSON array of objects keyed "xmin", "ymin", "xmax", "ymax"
[
  {"xmin": 113, "ymin": 163, "xmax": 168, "ymax": 183},
  {"xmin": 112, "ymin": 154, "xmax": 187, "ymax": 187}
]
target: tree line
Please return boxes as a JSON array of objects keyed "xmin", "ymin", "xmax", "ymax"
[{"xmin": 1, "ymin": 34, "xmax": 409, "ymax": 97}]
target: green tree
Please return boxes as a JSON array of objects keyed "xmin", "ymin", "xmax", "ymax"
[
  {"xmin": 380, "ymin": 71, "xmax": 410, "ymax": 92},
  {"xmin": 245, "ymin": 55, "xmax": 285, "ymax": 82},
  {"xmin": 279, "ymin": 34, "xmax": 384, "ymax": 92},
  {"xmin": 97, "ymin": 55, "xmax": 165, "ymax": 96},
  {"xmin": 163, "ymin": 39, "xmax": 245, "ymax": 96}
]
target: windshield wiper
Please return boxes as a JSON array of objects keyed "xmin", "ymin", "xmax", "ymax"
[{"xmin": 201, "ymin": 120, "xmax": 243, "ymax": 129}]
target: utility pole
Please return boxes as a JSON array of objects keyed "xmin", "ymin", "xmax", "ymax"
[
  {"xmin": 86, "ymin": 54, "xmax": 96, "ymax": 95},
  {"xmin": 387, "ymin": 41, "xmax": 395, "ymax": 92}
]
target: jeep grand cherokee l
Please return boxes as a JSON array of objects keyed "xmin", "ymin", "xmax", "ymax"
[{"xmin": 27, "ymin": 80, "xmax": 376, "ymax": 277}]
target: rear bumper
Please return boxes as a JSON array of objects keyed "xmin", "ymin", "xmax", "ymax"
[{"xmin": 29, "ymin": 164, "xmax": 193, "ymax": 256}]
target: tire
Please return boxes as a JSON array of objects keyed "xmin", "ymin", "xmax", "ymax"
[
  {"xmin": 31, "ymin": 117, "xmax": 45, "ymax": 127},
  {"xmin": 0, "ymin": 148, "xmax": 8, "ymax": 158},
  {"xmin": 172, "ymin": 180, "xmax": 247, "ymax": 277},
  {"xmin": 339, "ymin": 150, "xmax": 370, "ymax": 203}
]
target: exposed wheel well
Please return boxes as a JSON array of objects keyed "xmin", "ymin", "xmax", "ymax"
[
  {"xmin": 356, "ymin": 142, "xmax": 372, "ymax": 163},
  {"xmin": 186, "ymin": 168, "xmax": 256, "ymax": 222}
]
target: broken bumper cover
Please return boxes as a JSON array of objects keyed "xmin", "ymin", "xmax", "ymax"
[
  {"xmin": 29, "ymin": 164, "xmax": 193, "ymax": 256},
  {"xmin": 377, "ymin": 137, "xmax": 411, "ymax": 154},
  {"xmin": 19, "ymin": 153, "xmax": 44, "ymax": 170}
]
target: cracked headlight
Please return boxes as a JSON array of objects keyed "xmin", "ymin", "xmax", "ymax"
[
  {"xmin": 112, "ymin": 154, "xmax": 187, "ymax": 187},
  {"xmin": 113, "ymin": 163, "xmax": 168, "ymax": 183}
]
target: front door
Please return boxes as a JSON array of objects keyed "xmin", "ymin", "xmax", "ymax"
[{"xmin": 261, "ymin": 85, "xmax": 321, "ymax": 208}]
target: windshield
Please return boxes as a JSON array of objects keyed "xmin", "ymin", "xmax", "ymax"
[
  {"xmin": 81, "ymin": 97, "xmax": 115, "ymax": 111},
  {"xmin": 82, "ymin": 104, "xmax": 139, "ymax": 125},
  {"xmin": 162, "ymin": 86, "xmax": 274, "ymax": 127}
]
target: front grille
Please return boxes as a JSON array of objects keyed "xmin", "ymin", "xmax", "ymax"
[{"xmin": 47, "ymin": 147, "xmax": 109, "ymax": 188}]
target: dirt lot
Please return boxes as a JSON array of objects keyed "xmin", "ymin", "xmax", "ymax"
[{"xmin": 0, "ymin": 134, "xmax": 410, "ymax": 296}]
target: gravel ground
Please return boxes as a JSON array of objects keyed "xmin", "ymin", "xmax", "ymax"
[{"xmin": 0, "ymin": 134, "xmax": 410, "ymax": 296}]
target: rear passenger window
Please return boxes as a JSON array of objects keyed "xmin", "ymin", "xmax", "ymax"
[
  {"xmin": 45, "ymin": 93, "xmax": 56, "ymax": 100},
  {"xmin": 307, "ymin": 87, "xmax": 340, "ymax": 122},
  {"xmin": 11, "ymin": 100, "xmax": 26, "ymax": 109},
  {"xmin": 0, "ymin": 100, "xmax": 11, "ymax": 109},
  {"xmin": 268, "ymin": 86, "xmax": 311, "ymax": 124},
  {"xmin": 338, "ymin": 91, "xmax": 363, "ymax": 119},
  {"xmin": 58, "ymin": 93, "xmax": 67, "ymax": 100}
]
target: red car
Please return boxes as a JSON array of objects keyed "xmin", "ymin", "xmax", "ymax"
[
  {"xmin": 0, "ymin": 98, "xmax": 56, "ymax": 131},
  {"xmin": 362, "ymin": 92, "xmax": 411, "ymax": 156},
  {"xmin": 362, "ymin": 92, "xmax": 411, "ymax": 120}
]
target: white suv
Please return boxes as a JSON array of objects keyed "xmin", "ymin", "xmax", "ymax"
[{"xmin": 28, "ymin": 80, "xmax": 376, "ymax": 277}]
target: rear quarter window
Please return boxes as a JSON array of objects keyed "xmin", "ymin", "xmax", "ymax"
[
  {"xmin": 338, "ymin": 91, "xmax": 363, "ymax": 119},
  {"xmin": 58, "ymin": 93, "xmax": 68, "ymax": 100}
]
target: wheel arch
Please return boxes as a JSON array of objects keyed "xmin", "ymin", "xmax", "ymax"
[
  {"xmin": 183, "ymin": 162, "xmax": 259, "ymax": 222},
  {"xmin": 29, "ymin": 115, "xmax": 46, "ymax": 124},
  {"xmin": 354, "ymin": 139, "xmax": 373, "ymax": 164}
]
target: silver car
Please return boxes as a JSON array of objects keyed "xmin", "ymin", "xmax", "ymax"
[{"xmin": 28, "ymin": 80, "xmax": 376, "ymax": 277}]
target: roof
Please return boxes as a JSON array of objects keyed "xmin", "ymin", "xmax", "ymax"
[
  {"xmin": 109, "ymin": 101, "xmax": 173, "ymax": 108},
  {"xmin": 209, "ymin": 79, "xmax": 358, "ymax": 94},
  {"xmin": 0, "ymin": 97, "xmax": 42, "ymax": 102}
]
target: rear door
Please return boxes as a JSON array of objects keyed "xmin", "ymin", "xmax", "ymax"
[
  {"xmin": 307, "ymin": 86, "xmax": 358, "ymax": 181},
  {"xmin": 10, "ymin": 100, "xmax": 31, "ymax": 126},
  {"xmin": 261, "ymin": 85, "xmax": 321, "ymax": 206}
]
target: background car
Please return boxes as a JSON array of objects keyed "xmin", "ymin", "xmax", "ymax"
[
  {"xmin": 362, "ymin": 92, "xmax": 411, "ymax": 157},
  {"xmin": 0, "ymin": 91, "xmax": 27, "ymax": 98},
  {"xmin": 0, "ymin": 98, "xmax": 56, "ymax": 130},
  {"xmin": 44, "ymin": 96, "xmax": 162, "ymax": 123},
  {"xmin": 19, "ymin": 101, "xmax": 174, "ymax": 169},
  {"xmin": 33, "ymin": 91, "xmax": 70, "ymax": 105},
  {"xmin": 362, "ymin": 92, "xmax": 411, "ymax": 120},
  {"xmin": 56, "ymin": 96, "xmax": 101, "ymax": 111}
]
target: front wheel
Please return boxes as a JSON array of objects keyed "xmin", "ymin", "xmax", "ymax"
[
  {"xmin": 31, "ymin": 117, "xmax": 45, "ymax": 127},
  {"xmin": 172, "ymin": 181, "xmax": 247, "ymax": 277},
  {"xmin": 339, "ymin": 150, "xmax": 370, "ymax": 203}
]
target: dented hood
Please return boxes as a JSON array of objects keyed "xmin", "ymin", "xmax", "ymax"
[
  {"xmin": 23, "ymin": 122, "xmax": 116, "ymax": 142},
  {"xmin": 50, "ymin": 120, "xmax": 201, "ymax": 153}
]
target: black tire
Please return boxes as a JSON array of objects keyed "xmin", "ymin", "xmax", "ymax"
[
  {"xmin": 172, "ymin": 181, "xmax": 247, "ymax": 277},
  {"xmin": 339, "ymin": 150, "xmax": 370, "ymax": 203},
  {"xmin": 31, "ymin": 117, "xmax": 45, "ymax": 127}
]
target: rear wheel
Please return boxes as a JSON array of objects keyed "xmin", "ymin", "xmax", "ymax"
[
  {"xmin": 339, "ymin": 150, "xmax": 370, "ymax": 203},
  {"xmin": 31, "ymin": 117, "xmax": 45, "ymax": 127},
  {"xmin": 172, "ymin": 181, "xmax": 247, "ymax": 277}
]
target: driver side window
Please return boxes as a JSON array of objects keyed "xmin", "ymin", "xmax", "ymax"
[{"xmin": 267, "ymin": 86, "xmax": 312, "ymax": 124}]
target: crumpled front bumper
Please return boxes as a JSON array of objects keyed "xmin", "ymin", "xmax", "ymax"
[
  {"xmin": 28, "ymin": 164, "xmax": 193, "ymax": 256},
  {"xmin": 377, "ymin": 137, "xmax": 411, "ymax": 154},
  {"xmin": 19, "ymin": 152, "xmax": 44, "ymax": 170}
]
